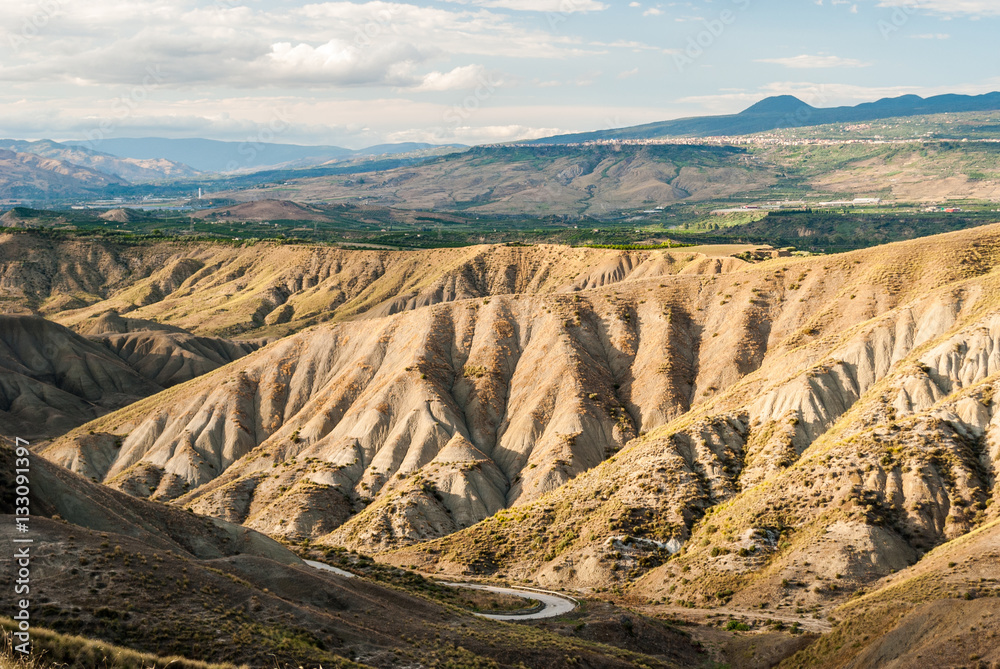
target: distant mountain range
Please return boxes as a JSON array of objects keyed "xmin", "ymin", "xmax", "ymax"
[
  {"xmin": 0, "ymin": 137, "xmax": 466, "ymax": 199},
  {"xmin": 530, "ymin": 92, "xmax": 1000, "ymax": 143},
  {"xmin": 63, "ymin": 137, "xmax": 463, "ymax": 173},
  {"xmin": 0, "ymin": 139, "xmax": 200, "ymax": 182},
  {"xmin": 0, "ymin": 148, "xmax": 126, "ymax": 200},
  {"xmin": 1, "ymin": 92, "xmax": 998, "ymax": 202}
]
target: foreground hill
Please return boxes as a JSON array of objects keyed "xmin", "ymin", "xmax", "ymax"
[
  {"xmin": 781, "ymin": 519, "xmax": 1000, "ymax": 668},
  {"xmin": 3, "ymin": 439, "xmax": 699, "ymax": 668}
]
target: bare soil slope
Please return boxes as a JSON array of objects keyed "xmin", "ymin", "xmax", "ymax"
[
  {"xmin": 781, "ymin": 520, "xmax": 1000, "ymax": 668},
  {"xmin": 0, "ymin": 149, "xmax": 126, "ymax": 198},
  {"xmin": 194, "ymin": 199, "xmax": 336, "ymax": 222},
  {"xmin": 376, "ymin": 224, "xmax": 1000, "ymax": 597},
  {"xmin": 37, "ymin": 225, "xmax": 1000, "ymax": 579},
  {"xmin": 0, "ymin": 440, "xmax": 702, "ymax": 668},
  {"xmin": 0, "ymin": 315, "xmax": 162, "ymax": 439},
  {"xmin": 0, "ymin": 232, "xmax": 753, "ymax": 338},
  {"xmin": 0, "ymin": 314, "xmax": 260, "ymax": 440},
  {"xmin": 87, "ymin": 327, "xmax": 263, "ymax": 388}
]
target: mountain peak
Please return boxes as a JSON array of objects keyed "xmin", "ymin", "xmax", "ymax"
[{"xmin": 739, "ymin": 95, "xmax": 815, "ymax": 116}]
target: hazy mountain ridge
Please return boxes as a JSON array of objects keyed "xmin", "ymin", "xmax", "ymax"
[
  {"xmin": 0, "ymin": 148, "xmax": 127, "ymax": 199},
  {"xmin": 530, "ymin": 92, "xmax": 1000, "ymax": 143},
  {"xmin": 224, "ymin": 144, "xmax": 774, "ymax": 217},
  {"xmin": 0, "ymin": 139, "xmax": 201, "ymax": 182},
  {"xmin": 63, "ymin": 137, "xmax": 463, "ymax": 173},
  {"xmin": 227, "ymin": 139, "xmax": 1000, "ymax": 218}
]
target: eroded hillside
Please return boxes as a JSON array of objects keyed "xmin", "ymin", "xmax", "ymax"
[
  {"xmin": 377, "ymin": 224, "xmax": 1000, "ymax": 621},
  {"xmin": 0, "ymin": 231, "xmax": 751, "ymax": 338},
  {"xmin": 1, "ymin": 440, "xmax": 696, "ymax": 669},
  {"xmin": 0, "ymin": 313, "xmax": 260, "ymax": 439},
  {"xmin": 14, "ymin": 221, "xmax": 1000, "ymax": 668},
  {"xmin": 37, "ymin": 225, "xmax": 1000, "ymax": 582}
]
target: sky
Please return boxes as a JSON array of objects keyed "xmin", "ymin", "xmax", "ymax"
[{"xmin": 0, "ymin": 0, "xmax": 997, "ymax": 149}]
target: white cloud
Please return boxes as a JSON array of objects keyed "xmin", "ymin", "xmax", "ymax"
[
  {"xmin": 0, "ymin": 1, "xmax": 598, "ymax": 89},
  {"xmin": 437, "ymin": 0, "xmax": 606, "ymax": 11},
  {"xmin": 756, "ymin": 54, "xmax": 871, "ymax": 69},
  {"xmin": 874, "ymin": 0, "xmax": 1000, "ymax": 16},
  {"xmin": 413, "ymin": 64, "xmax": 495, "ymax": 92},
  {"xmin": 590, "ymin": 39, "xmax": 678, "ymax": 54},
  {"xmin": 617, "ymin": 68, "xmax": 640, "ymax": 79},
  {"xmin": 386, "ymin": 124, "xmax": 564, "ymax": 144}
]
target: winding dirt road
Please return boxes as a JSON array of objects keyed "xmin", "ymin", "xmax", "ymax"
[
  {"xmin": 304, "ymin": 560, "xmax": 578, "ymax": 621},
  {"xmin": 440, "ymin": 582, "xmax": 578, "ymax": 621}
]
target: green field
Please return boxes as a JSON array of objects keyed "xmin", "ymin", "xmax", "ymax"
[{"xmin": 4, "ymin": 201, "xmax": 998, "ymax": 255}]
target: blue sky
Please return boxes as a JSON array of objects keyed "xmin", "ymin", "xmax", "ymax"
[{"xmin": 0, "ymin": 0, "xmax": 996, "ymax": 148}]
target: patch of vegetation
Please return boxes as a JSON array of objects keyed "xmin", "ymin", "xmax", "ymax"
[
  {"xmin": 0, "ymin": 618, "xmax": 237, "ymax": 669},
  {"xmin": 298, "ymin": 546, "xmax": 539, "ymax": 613}
]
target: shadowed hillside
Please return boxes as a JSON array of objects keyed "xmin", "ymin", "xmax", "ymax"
[
  {"xmin": 9, "ymin": 221, "xmax": 1000, "ymax": 666},
  {"xmin": 1, "ymin": 440, "xmax": 700, "ymax": 668},
  {"xmin": 35, "ymin": 225, "xmax": 1000, "ymax": 577},
  {"xmin": 0, "ymin": 314, "xmax": 261, "ymax": 440}
]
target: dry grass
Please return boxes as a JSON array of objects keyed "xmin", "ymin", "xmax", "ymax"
[{"xmin": 0, "ymin": 620, "xmax": 237, "ymax": 669}]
